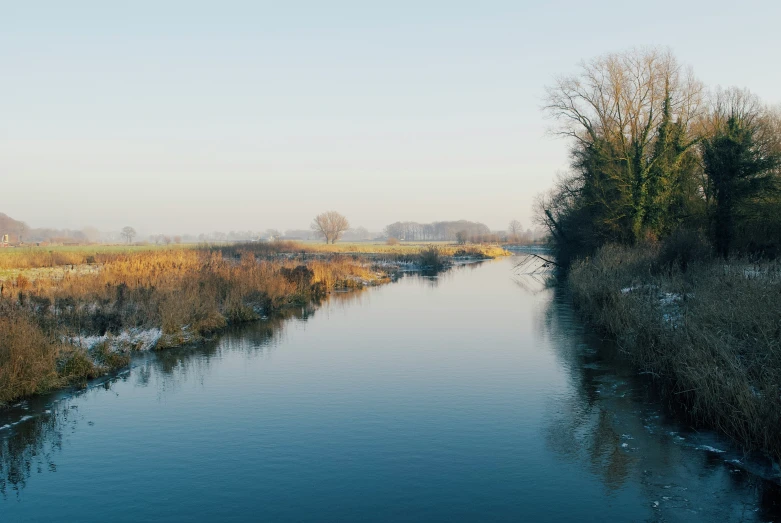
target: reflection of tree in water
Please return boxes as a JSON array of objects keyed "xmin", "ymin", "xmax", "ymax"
[
  {"xmin": 402, "ymin": 261, "xmax": 485, "ymax": 288},
  {"xmin": 0, "ymin": 287, "xmax": 371, "ymax": 496},
  {"xmin": 0, "ymin": 398, "xmax": 81, "ymax": 497},
  {"xmin": 537, "ymin": 284, "xmax": 781, "ymax": 520}
]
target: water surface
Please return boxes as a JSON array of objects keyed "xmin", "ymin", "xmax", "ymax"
[{"xmin": 1, "ymin": 257, "xmax": 778, "ymax": 522}]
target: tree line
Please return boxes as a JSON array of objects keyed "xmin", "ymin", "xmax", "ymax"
[
  {"xmin": 384, "ymin": 220, "xmax": 490, "ymax": 241},
  {"xmin": 537, "ymin": 48, "xmax": 781, "ymax": 264}
]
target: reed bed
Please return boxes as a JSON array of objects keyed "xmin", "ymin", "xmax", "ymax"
[
  {"xmin": 0, "ymin": 245, "xmax": 387, "ymax": 405},
  {"xmin": 569, "ymin": 242, "xmax": 781, "ymax": 460}
]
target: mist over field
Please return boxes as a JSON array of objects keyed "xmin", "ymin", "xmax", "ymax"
[{"xmin": 3, "ymin": 2, "xmax": 780, "ymax": 236}]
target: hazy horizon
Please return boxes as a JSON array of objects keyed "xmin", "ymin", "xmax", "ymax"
[{"xmin": 3, "ymin": 1, "xmax": 781, "ymax": 236}]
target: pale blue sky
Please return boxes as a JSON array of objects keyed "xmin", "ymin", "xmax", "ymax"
[{"xmin": 2, "ymin": 1, "xmax": 780, "ymax": 235}]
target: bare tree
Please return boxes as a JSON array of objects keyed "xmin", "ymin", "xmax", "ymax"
[
  {"xmin": 311, "ymin": 211, "xmax": 350, "ymax": 244},
  {"xmin": 544, "ymin": 47, "xmax": 705, "ymax": 240},
  {"xmin": 121, "ymin": 226, "xmax": 136, "ymax": 244},
  {"xmin": 508, "ymin": 219, "xmax": 523, "ymax": 237},
  {"xmin": 81, "ymin": 226, "xmax": 101, "ymax": 243}
]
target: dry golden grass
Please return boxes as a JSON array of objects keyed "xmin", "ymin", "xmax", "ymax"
[
  {"xmin": 0, "ymin": 314, "xmax": 62, "ymax": 403},
  {"xmin": 0, "ymin": 239, "xmax": 502, "ymax": 404},
  {"xmin": 0, "ymin": 244, "xmax": 390, "ymax": 404},
  {"xmin": 0, "ymin": 244, "xmax": 192, "ymax": 271}
]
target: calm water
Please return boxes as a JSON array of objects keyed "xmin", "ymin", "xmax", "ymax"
[{"xmin": 1, "ymin": 257, "xmax": 779, "ymax": 522}]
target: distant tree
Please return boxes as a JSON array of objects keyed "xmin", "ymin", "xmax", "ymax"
[
  {"xmin": 311, "ymin": 211, "xmax": 350, "ymax": 244},
  {"xmin": 163, "ymin": 235, "xmax": 172, "ymax": 246},
  {"xmin": 455, "ymin": 230, "xmax": 468, "ymax": 244},
  {"xmin": 384, "ymin": 220, "xmax": 490, "ymax": 241},
  {"xmin": 173, "ymin": 235, "xmax": 182, "ymax": 244},
  {"xmin": 81, "ymin": 226, "xmax": 101, "ymax": 243},
  {"xmin": 121, "ymin": 226, "xmax": 136, "ymax": 244},
  {"xmin": 345, "ymin": 226, "xmax": 371, "ymax": 241},
  {"xmin": 265, "ymin": 229, "xmax": 282, "ymax": 240}
]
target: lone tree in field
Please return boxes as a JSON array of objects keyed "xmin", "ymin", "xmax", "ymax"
[
  {"xmin": 121, "ymin": 226, "xmax": 136, "ymax": 244},
  {"xmin": 311, "ymin": 211, "xmax": 350, "ymax": 244}
]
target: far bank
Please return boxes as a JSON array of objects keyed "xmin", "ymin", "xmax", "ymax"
[{"xmin": 0, "ymin": 241, "xmax": 508, "ymax": 405}]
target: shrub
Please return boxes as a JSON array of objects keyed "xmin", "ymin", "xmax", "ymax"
[
  {"xmin": 91, "ymin": 341, "xmax": 131, "ymax": 371},
  {"xmin": 0, "ymin": 315, "xmax": 61, "ymax": 404},
  {"xmin": 419, "ymin": 246, "xmax": 445, "ymax": 270},
  {"xmin": 58, "ymin": 347, "xmax": 100, "ymax": 384},
  {"xmin": 657, "ymin": 228, "xmax": 712, "ymax": 272}
]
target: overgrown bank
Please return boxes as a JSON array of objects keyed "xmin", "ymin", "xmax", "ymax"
[
  {"xmin": 568, "ymin": 240, "xmax": 781, "ymax": 462},
  {"xmin": 0, "ymin": 242, "xmax": 508, "ymax": 405},
  {"xmin": 0, "ymin": 244, "xmax": 390, "ymax": 405}
]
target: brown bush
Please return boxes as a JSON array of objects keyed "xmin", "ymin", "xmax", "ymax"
[{"xmin": 0, "ymin": 315, "xmax": 62, "ymax": 404}]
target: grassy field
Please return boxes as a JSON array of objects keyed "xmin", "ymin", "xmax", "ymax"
[
  {"xmin": 0, "ymin": 244, "xmax": 194, "ymax": 273},
  {"xmin": 0, "ymin": 241, "xmax": 508, "ymax": 278}
]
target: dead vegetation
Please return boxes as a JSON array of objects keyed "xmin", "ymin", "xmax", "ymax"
[
  {"xmin": 0, "ymin": 239, "xmax": 505, "ymax": 405},
  {"xmin": 0, "ymin": 244, "xmax": 388, "ymax": 405},
  {"xmin": 569, "ymin": 241, "xmax": 781, "ymax": 460}
]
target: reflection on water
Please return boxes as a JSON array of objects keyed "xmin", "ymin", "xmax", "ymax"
[
  {"xmin": 536, "ymin": 281, "xmax": 781, "ymax": 521},
  {"xmin": 0, "ymin": 289, "xmax": 367, "ymax": 498},
  {"xmin": 1, "ymin": 259, "xmax": 780, "ymax": 521}
]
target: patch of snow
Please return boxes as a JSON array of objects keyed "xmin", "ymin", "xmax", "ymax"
[
  {"xmin": 69, "ymin": 327, "xmax": 162, "ymax": 353},
  {"xmin": 621, "ymin": 284, "xmax": 657, "ymax": 294},
  {"xmin": 0, "ymin": 415, "xmax": 34, "ymax": 432},
  {"xmin": 696, "ymin": 445, "xmax": 726, "ymax": 454}
]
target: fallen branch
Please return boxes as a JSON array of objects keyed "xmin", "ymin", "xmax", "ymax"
[{"xmin": 513, "ymin": 253, "xmax": 561, "ymax": 273}]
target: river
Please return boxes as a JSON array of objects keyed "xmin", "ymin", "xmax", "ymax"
[{"xmin": 1, "ymin": 256, "xmax": 778, "ymax": 522}]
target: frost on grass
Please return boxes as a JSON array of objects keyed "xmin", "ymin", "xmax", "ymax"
[
  {"xmin": 69, "ymin": 327, "xmax": 163, "ymax": 353},
  {"xmin": 620, "ymin": 285, "xmax": 690, "ymax": 326}
]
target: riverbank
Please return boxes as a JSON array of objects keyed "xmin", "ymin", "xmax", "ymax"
[
  {"xmin": 0, "ymin": 245, "xmax": 390, "ymax": 405},
  {"xmin": 568, "ymin": 243, "xmax": 781, "ymax": 463},
  {"xmin": 0, "ymin": 242, "xmax": 508, "ymax": 405}
]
